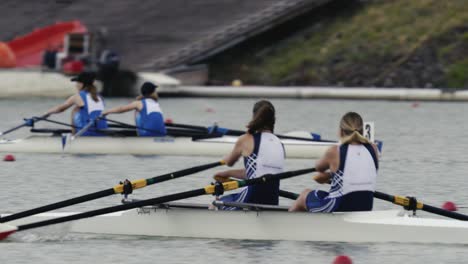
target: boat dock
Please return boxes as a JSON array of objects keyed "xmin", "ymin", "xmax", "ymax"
[{"xmin": 158, "ymin": 85, "xmax": 468, "ymax": 101}]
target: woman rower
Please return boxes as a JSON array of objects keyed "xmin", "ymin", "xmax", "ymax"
[
  {"xmin": 289, "ymin": 112, "xmax": 378, "ymax": 212},
  {"xmin": 213, "ymin": 100, "xmax": 285, "ymax": 208},
  {"xmin": 102, "ymin": 82, "xmax": 167, "ymax": 137},
  {"xmin": 45, "ymin": 71, "xmax": 108, "ymax": 136}
]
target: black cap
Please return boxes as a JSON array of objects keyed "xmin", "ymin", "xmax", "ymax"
[
  {"xmin": 71, "ymin": 72, "xmax": 96, "ymax": 86},
  {"xmin": 141, "ymin": 82, "xmax": 158, "ymax": 96}
]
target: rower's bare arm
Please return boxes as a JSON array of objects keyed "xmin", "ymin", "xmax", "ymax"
[
  {"xmin": 223, "ymin": 134, "xmax": 248, "ymax": 166},
  {"xmin": 103, "ymin": 101, "xmax": 139, "ymax": 115},
  {"xmin": 46, "ymin": 95, "xmax": 76, "ymax": 114},
  {"xmin": 315, "ymin": 146, "xmax": 336, "ymax": 172}
]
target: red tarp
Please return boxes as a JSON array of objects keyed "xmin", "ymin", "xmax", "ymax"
[{"xmin": 2, "ymin": 20, "xmax": 87, "ymax": 68}]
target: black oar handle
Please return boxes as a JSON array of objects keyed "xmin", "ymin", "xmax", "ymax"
[{"xmin": 279, "ymin": 190, "xmax": 299, "ymax": 200}]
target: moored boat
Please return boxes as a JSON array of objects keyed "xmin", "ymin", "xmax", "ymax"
[{"xmin": 4, "ymin": 202, "xmax": 468, "ymax": 244}]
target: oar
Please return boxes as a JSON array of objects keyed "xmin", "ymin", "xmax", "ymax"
[
  {"xmin": 164, "ymin": 122, "xmax": 209, "ymax": 133},
  {"xmin": 0, "ymin": 168, "xmax": 315, "ymax": 239},
  {"xmin": 205, "ymin": 125, "xmax": 329, "ymax": 142},
  {"xmin": 0, "ymin": 161, "xmax": 225, "ymax": 223},
  {"xmin": 105, "ymin": 118, "xmax": 209, "ymax": 137},
  {"xmin": 279, "ymin": 190, "xmax": 468, "ymax": 221},
  {"xmin": 168, "ymin": 122, "xmax": 331, "ymax": 142},
  {"xmin": 34, "ymin": 117, "xmax": 77, "ymax": 129},
  {"xmin": 374, "ymin": 191, "xmax": 468, "ymax": 221},
  {"xmin": 0, "ymin": 114, "xmax": 48, "ymax": 136},
  {"xmin": 71, "ymin": 116, "xmax": 101, "ymax": 140}
]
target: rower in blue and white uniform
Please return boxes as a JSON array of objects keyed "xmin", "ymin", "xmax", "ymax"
[
  {"xmin": 213, "ymin": 100, "xmax": 285, "ymax": 208},
  {"xmin": 289, "ymin": 112, "xmax": 378, "ymax": 212},
  {"xmin": 46, "ymin": 71, "xmax": 108, "ymax": 136},
  {"xmin": 103, "ymin": 82, "xmax": 166, "ymax": 137}
]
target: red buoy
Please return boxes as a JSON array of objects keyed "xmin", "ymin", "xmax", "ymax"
[
  {"xmin": 442, "ymin": 201, "xmax": 457, "ymax": 212},
  {"xmin": 333, "ymin": 255, "xmax": 352, "ymax": 264},
  {"xmin": 165, "ymin": 118, "xmax": 173, "ymax": 124},
  {"xmin": 3, "ymin": 154, "xmax": 15, "ymax": 162}
]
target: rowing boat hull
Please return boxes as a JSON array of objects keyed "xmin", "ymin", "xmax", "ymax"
[
  {"xmin": 6, "ymin": 206, "xmax": 468, "ymax": 244},
  {"xmin": 0, "ymin": 135, "xmax": 332, "ymax": 158}
]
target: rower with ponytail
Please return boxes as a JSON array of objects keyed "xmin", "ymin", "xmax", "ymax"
[
  {"xmin": 45, "ymin": 71, "xmax": 108, "ymax": 136},
  {"xmin": 339, "ymin": 112, "xmax": 371, "ymax": 145},
  {"xmin": 247, "ymin": 100, "xmax": 275, "ymax": 134},
  {"xmin": 290, "ymin": 111, "xmax": 379, "ymax": 213},
  {"xmin": 212, "ymin": 100, "xmax": 285, "ymax": 209}
]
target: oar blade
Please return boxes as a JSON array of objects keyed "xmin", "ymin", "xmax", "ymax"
[{"xmin": 0, "ymin": 224, "xmax": 17, "ymax": 240}]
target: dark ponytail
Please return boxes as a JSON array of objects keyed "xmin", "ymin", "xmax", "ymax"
[
  {"xmin": 84, "ymin": 84, "xmax": 99, "ymax": 102},
  {"xmin": 247, "ymin": 100, "xmax": 275, "ymax": 134}
]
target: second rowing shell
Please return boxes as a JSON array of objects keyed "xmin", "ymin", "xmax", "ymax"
[{"xmin": 0, "ymin": 135, "xmax": 334, "ymax": 159}]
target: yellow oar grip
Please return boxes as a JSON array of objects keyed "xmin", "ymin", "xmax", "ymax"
[
  {"xmin": 394, "ymin": 195, "xmax": 423, "ymax": 209},
  {"xmin": 113, "ymin": 179, "xmax": 147, "ymax": 193},
  {"xmin": 220, "ymin": 160, "xmax": 226, "ymax": 165},
  {"xmin": 204, "ymin": 180, "xmax": 240, "ymax": 194}
]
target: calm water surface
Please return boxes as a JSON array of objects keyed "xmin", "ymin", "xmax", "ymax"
[{"xmin": 1, "ymin": 98, "xmax": 468, "ymax": 263}]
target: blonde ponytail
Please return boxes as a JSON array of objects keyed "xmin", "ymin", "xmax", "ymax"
[{"xmin": 339, "ymin": 112, "xmax": 371, "ymax": 144}]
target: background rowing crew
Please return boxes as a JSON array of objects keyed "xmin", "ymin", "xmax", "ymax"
[
  {"xmin": 45, "ymin": 71, "xmax": 166, "ymax": 137},
  {"xmin": 213, "ymin": 104, "xmax": 378, "ymax": 213}
]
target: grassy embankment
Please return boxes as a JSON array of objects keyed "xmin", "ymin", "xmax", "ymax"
[{"xmin": 218, "ymin": 0, "xmax": 468, "ymax": 88}]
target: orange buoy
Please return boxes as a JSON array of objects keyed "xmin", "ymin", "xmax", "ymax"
[{"xmin": 0, "ymin": 42, "xmax": 16, "ymax": 68}]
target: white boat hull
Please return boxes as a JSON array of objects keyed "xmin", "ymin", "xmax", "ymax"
[
  {"xmin": 6, "ymin": 206, "xmax": 468, "ymax": 244},
  {"xmin": 0, "ymin": 135, "xmax": 332, "ymax": 159}
]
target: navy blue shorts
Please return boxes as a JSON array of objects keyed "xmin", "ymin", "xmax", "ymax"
[{"xmin": 305, "ymin": 190, "xmax": 339, "ymax": 213}]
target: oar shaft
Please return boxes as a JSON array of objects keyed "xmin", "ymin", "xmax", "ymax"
[
  {"xmin": 0, "ymin": 123, "xmax": 27, "ymax": 136},
  {"xmin": 18, "ymin": 188, "xmax": 207, "ymax": 231},
  {"xmin": 36, "ymin": 118, "xmax": 77, "ymax": 128},
  {"xmin": 0, "ymin": 189, "xmax": 115, "ymax": 223},
  {"xmin": 165, "ymin": 122, "xmax": 208, "ymax": 133},
  {"xmin": 0, "ymin": 114, "xmax": 48, "ymax": 136},
  {"xmin": 106, "ymin": 118, "xmax": 207, "ymax": 136},
  {"xmin": 17, "ymin": 167, "xmax": 315, "ymax": 232},
  {"xmin": 113, "ymin": 161, "xmax": 225, "ymax": 193},
  {"xmin": 1, "ymin": 161, "xmax": 224, "ymax": 223},
  {"xmin": 72, "ymin": 118, "xmax": 97, "ymax": 139}
]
